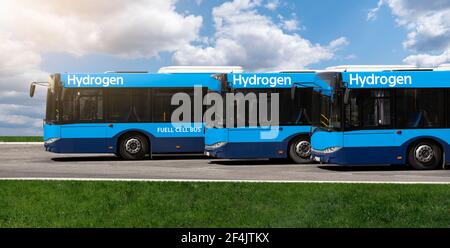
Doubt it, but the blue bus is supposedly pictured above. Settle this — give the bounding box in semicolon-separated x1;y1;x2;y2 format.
29;66;243;160
311;65;450;170
204;71;331;163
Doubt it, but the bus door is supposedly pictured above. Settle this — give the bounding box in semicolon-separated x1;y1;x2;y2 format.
60;88;109;152
342;89;396;163
105;88;151;137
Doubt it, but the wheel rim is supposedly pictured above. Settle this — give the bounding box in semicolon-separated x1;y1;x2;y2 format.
125;138;142;154
414;144;434;163
295;141;311;158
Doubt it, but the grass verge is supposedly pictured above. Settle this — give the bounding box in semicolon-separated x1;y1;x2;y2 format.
0;180;448;227
0;136;43;142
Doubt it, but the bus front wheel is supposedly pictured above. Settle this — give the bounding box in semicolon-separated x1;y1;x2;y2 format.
289;137;312;164
119;133;149;160
408;141;442;170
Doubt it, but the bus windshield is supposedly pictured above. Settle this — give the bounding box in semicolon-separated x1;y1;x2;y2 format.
45;86;59;124
315;72;342;131
320;91;342;131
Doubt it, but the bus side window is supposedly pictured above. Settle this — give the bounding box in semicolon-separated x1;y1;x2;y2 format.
76;89;104;122
61;88;74;122
131;89;151;122
345;91;361;129
152;88;194;123
106;89;131;122
396;89;445;128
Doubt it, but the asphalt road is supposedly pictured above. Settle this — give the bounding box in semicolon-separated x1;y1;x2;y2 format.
0;144;449;183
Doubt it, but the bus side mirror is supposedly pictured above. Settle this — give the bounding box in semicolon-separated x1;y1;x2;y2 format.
212;73;230;92
29;83;36;98
29;81;50;98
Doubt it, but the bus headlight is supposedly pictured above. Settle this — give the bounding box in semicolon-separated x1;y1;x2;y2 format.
322;146;342;154
206;142;227;150
44;138;60;145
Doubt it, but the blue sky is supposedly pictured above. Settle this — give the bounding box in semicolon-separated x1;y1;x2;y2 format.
40;0;408;73
1;0;450;135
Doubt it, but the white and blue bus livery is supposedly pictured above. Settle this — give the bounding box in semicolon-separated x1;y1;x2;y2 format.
311;65;450;170
30;66;243;160
204;71;332;163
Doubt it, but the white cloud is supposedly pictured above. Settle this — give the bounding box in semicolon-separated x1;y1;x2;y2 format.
0;0;204;135
0;91;21;98
0;0;203;58
369;0;450;66
265;0;280;10
173;0;348;71
0;35;47;95
0;35;46;135
403;51;450;67
0;104;44;131
367;0;384;21
0;127;42;136
0;113;42;127
344;54;357;60
282;19;300;31
328;37;349;50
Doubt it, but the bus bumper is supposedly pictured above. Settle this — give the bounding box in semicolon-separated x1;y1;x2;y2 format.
204;143;227;158
44;138;62;153
44;138;112;153
204;148;223;158
311;149;345;164
204;142;287;159
312;146;405;165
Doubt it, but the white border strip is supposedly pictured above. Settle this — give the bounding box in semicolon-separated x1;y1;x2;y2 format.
0;177;449;184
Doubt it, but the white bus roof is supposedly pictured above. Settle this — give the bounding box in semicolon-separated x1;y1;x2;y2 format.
158;66;244;74
276;70;316;73
325;65;422;72
327;64;450;72
435;64;450;71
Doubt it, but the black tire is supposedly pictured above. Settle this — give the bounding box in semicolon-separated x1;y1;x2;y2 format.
408;141;442;170
114;152;122;159
288;137;312;164
118;133;149;160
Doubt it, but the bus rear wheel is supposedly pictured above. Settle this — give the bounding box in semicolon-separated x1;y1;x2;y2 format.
119;133;149;160
408;141;442;170
289;137;312;164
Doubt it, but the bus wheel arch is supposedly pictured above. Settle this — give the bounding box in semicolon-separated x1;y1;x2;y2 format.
406;138;443;170
117;131;151;160
287;134;312;164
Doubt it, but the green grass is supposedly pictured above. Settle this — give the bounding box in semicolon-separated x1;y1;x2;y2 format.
0;181;449;227
0;136;43;142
